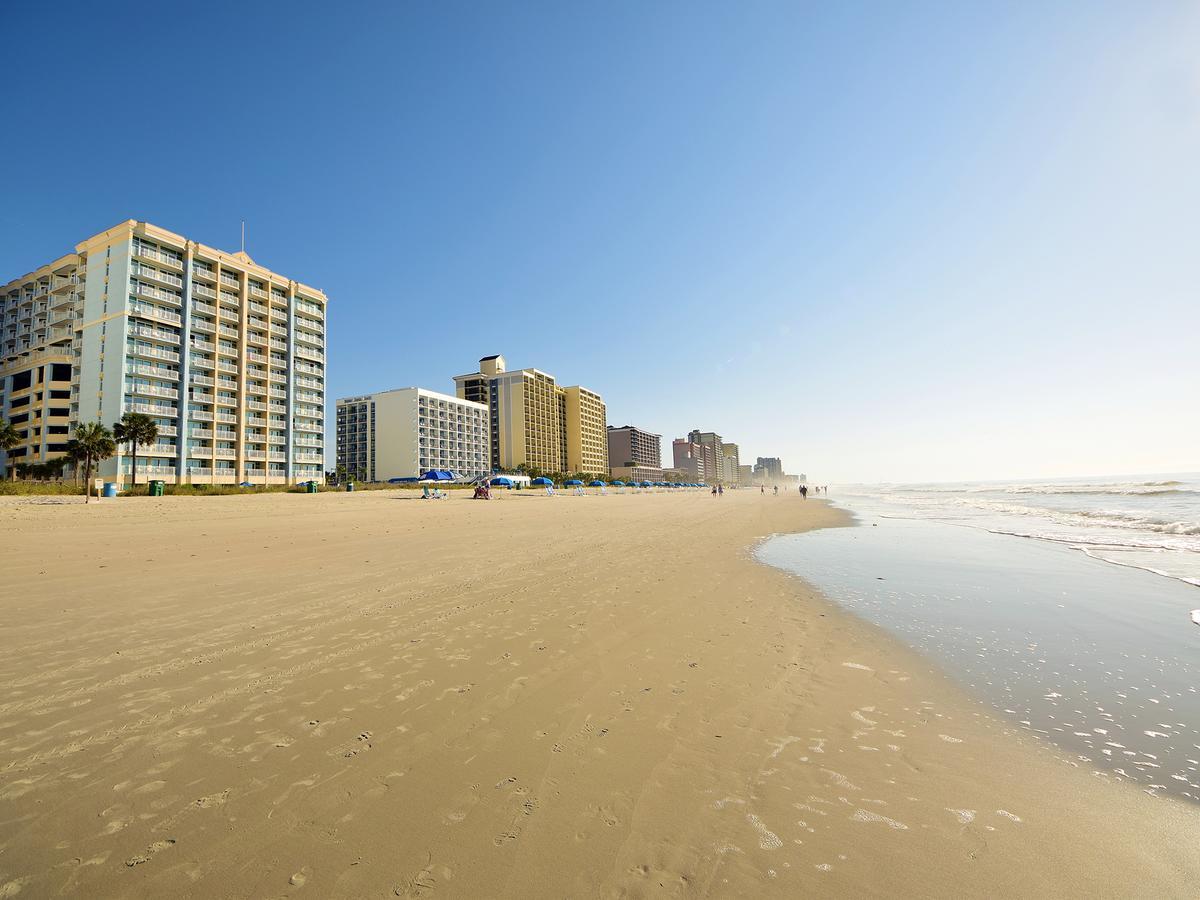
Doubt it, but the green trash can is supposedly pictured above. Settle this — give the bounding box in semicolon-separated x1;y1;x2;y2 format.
149;480;165;497
345;482;355;492
306;480;319;494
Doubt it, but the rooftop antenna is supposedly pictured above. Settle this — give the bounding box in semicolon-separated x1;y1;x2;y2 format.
240;220;246;254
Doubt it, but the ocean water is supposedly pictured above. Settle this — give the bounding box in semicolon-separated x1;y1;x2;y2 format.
839;474;1200;587
757;476;1200;804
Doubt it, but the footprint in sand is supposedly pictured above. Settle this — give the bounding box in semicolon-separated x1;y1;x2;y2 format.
125;838;176;867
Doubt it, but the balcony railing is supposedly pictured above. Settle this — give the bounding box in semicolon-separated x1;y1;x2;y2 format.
133;282;182;305
129;344;181;363
129;324;180;343
190;373;214;387
130;302;182;325
131;382;179;400
129;401;177;416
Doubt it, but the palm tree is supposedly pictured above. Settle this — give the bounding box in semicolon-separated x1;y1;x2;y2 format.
113;412;159;487
0;421;20;481
73;422;117;503
64;439;86;486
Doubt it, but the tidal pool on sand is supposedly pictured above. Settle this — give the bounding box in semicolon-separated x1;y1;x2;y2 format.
758;512;1200;803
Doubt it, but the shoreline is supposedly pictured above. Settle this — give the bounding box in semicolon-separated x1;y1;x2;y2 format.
1;492;1197;897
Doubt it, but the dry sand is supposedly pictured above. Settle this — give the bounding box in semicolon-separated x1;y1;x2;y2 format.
0;489;1197;898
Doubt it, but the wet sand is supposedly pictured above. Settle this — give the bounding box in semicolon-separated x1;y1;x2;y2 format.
0;490;1197;898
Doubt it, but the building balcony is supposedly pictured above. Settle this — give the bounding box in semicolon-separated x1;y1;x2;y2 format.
129;401;177;417
131;264;184;289
133;243;184;270
192;271;217;289
217;411;238;424
218;325;240;339
191;356;215;370
215;395;238;407
295;346;324;363
269;338;288;352
132;382;179;400
245;415;267;427
191;410;214;422
191;391;215;403
215;429;238;440
217;360;238;374
190;428;213;439
142;444;178;458
133;281;182;305
192;300;217;316
189;373;214;387
130;302;182;326
129;324;180;344
129;362;179;380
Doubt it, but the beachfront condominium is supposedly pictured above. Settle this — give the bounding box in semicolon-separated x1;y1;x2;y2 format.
335;387;488;482
755;456;784;482
0;220;327;484
671;438;708;482
682;429;735;484
453;354;607;475
564;386;608;475
721;442;740;486
607;424;663;484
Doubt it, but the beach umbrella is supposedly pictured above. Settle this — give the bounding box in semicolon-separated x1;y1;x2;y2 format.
531;476;553;486
564;479;583;486
589;480;606;487
640;481;652;487
490;476;513;486
611;480;625;486
419;469;455;482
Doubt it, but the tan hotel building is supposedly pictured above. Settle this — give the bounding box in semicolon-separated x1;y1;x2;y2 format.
453;354;607;475
0;220;327;484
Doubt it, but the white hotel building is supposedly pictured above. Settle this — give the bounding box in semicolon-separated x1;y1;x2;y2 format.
336;387;489;482
0;220;327;484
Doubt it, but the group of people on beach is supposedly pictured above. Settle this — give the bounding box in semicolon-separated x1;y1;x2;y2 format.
756;484;828;497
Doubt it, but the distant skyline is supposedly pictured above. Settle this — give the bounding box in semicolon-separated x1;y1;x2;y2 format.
2;1;1196;482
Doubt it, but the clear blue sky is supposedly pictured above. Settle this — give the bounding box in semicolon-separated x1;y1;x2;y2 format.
3;1;1196;482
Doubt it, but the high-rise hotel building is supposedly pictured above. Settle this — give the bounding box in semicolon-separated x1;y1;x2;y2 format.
335;387;489;482
0;220;327;484
452;354;607;476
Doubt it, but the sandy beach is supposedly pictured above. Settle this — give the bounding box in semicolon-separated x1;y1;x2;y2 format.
1;489;1197;898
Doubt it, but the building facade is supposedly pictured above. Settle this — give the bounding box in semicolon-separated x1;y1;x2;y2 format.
607;424;662;471
564;386;608;475
672;438;706;481
755;457;784;482
721;442;740;485
453;354;605;475
336;387;488;482
0;220;327;484
738;464;755;487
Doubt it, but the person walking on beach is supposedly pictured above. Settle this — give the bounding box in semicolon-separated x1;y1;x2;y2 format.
800;485;808;499
718;484;724;496
760;485;765;495
773;485;778;496
712;485;718;497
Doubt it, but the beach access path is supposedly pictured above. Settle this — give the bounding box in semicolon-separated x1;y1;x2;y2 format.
0;490;1196;898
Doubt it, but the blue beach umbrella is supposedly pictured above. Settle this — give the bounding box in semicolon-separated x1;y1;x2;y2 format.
611;480;625;486
531;476;553;486
640;481;652;487
589;480;606;487
419;469;455;482
490;477;513;486
564;479;584;486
